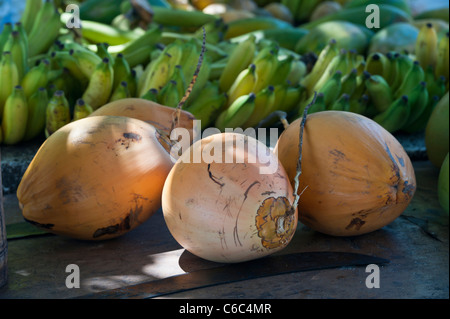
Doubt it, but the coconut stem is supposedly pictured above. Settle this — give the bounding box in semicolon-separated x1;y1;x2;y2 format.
287;91;317;215
255;110;289;130
170;27;206;133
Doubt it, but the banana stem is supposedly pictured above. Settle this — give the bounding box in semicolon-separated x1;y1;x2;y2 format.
255;111;289;130
287;91;317;216
171;27;206;133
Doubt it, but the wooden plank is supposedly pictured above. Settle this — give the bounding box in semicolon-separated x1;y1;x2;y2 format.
0;148;8;288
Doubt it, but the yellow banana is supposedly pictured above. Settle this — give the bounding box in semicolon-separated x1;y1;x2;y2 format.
311;48;347;95
227;63;256;107
243;85;276;128
373;95;410;133
185;81;227;130
138;51;172;97
415;23;438;71
365;73;393;113
81;58;114;110
51;51;89;86
252;46;279;93
23;87;48;141
435;31;449;81
215;93;256;131
45;90;71;138
109;81;130;102
70;48;103;79
71;98;93;122
2;31;28;81
1;85;28;145
112;53;131;91
0;51;20;116
21;59;51;99
28;0;61;57
219;34;256;93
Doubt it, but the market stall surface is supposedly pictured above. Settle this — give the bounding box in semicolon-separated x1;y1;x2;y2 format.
0;156;448;299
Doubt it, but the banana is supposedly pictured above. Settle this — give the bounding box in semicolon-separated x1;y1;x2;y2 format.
169;65;187;99
21;59;51;99
73;99;94;122
28;0;61;57
392;53;414;92
403;81;429;128
402;95;439;133
194;18;227;45
20;0;42;33
227;63;257;107
0;23;12;55
151;6;217;28
158;80;180;108
112;53;131;91
78;19;142;45
269;54;294;87
141;88;159;102
286;57;307;87
14;22;28;58
215;93;256;131
395;61;425;98
0;51;20;116
428;75;447;100
243;85;276;128
300;39;339;92
280;85;304;113
96;43;114;64
178;39;201;83
435;31;449;80
365;73;393;113
1;85;28;145
349;94;369;115
373;95;410;133
187;55;212;103
50;51;89;87
126;69;137;98
219;34;256;93
224;16;293;39
70;48;103;79
340;68;358;97
365;52;390;78
185;82;227;130
415;23;438;71
2;31;28;81
311;49;348;95
138;51;173;97
252;46;279;93
330;93;351;111
81;58;114;110
319;70;343;108
45;90;71;138
109;81;130;102
295;0;322;22
23;87;48;141
385;52;399;87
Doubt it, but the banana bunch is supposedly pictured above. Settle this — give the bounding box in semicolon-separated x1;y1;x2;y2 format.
281;0;325;24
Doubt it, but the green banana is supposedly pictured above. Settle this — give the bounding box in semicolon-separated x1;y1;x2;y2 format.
126;69;137;98
20;0;42;33
73;99;94;122
79;19;142;45
164;40;185;82
14;22;28;57
178;39;202;84
169;65;187;99
295;0;322;22
1;85;28;145
270;55;294;87
21;59;51;99
286;57;307;87
301;39;339;93
385;52;399;87
82;58;114;110
96;43;114;64
2;31;28;81
187;55;212;103
403;81;429;128
435;32;449;80
280;85;304;114
151;7;217;28
45;90;71;138
0;23;12;55
194;18;227;45
158;80;180;108
185;82;227;130
224;16;293;39
307;93;327;114
415;23;438;70
311;49;348;95
215;93;256;131
112;53;131;91
23;87;48;142
141;88;159;102
330;93;351;111
365;52;390;78
428;75;447;100
395;60;425;98
319;70;343;108
219;35;256;93
373;95;410;133
70;48;103;79
50;51;89;86
402;95;439;133
392;53;414;92
243;85;276;128
0;51;20;116
227;64;257;106
110;81;130;102
349;94;370;115
340;68;358;97
28;0;61;57
365;73;393;113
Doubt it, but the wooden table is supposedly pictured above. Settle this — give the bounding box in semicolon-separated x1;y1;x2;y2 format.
0;160;448;299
